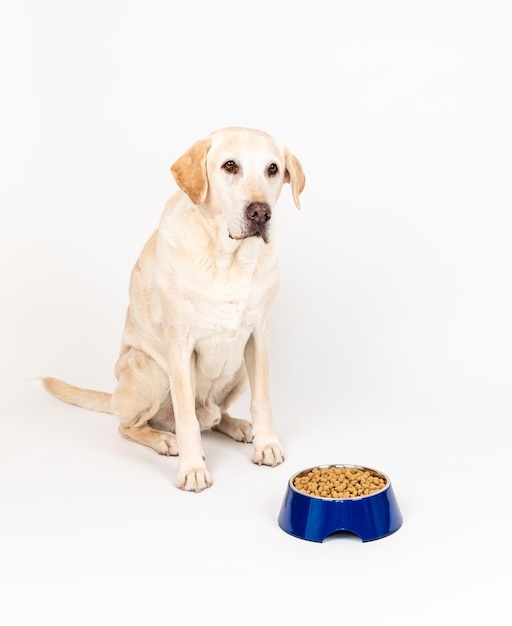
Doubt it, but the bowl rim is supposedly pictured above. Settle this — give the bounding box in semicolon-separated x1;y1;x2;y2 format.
288;463;391;501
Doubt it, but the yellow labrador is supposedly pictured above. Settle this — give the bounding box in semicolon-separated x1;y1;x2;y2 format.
42;126;305;492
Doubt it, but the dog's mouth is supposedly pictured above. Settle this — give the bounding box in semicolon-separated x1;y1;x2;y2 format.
250;229;270;244
228;202;272;244
229;227;270;244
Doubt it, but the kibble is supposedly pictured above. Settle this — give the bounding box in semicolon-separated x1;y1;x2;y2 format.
293;465;387;499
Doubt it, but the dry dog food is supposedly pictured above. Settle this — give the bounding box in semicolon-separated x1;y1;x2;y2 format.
293;465;387;499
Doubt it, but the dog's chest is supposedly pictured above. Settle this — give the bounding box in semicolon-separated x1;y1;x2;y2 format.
200;288;259;332
159;235;277;380
193;295;258;379
191;247;272;338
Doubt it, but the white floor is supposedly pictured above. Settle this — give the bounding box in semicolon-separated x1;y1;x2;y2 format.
2;2;511;624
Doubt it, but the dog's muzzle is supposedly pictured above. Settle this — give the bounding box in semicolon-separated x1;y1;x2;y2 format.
228;202;272;243
245;202;271;243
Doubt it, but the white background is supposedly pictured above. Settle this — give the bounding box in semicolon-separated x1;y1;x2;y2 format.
1;1;511;624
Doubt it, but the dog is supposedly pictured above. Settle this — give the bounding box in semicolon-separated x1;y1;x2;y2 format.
42;126;305;492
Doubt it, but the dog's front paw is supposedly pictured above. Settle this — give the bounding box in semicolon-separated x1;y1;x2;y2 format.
176;465;213;492
252;442;285;467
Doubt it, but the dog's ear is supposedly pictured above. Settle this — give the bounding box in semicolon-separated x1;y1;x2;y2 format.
170;138;212;205
284;149;306;209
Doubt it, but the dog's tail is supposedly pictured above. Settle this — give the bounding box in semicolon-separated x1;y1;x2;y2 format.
41;377;113;414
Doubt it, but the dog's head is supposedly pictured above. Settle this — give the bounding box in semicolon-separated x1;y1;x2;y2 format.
170;127;305;243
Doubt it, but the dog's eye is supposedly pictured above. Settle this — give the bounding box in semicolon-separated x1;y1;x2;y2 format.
222;160;239;174
268;163;279;177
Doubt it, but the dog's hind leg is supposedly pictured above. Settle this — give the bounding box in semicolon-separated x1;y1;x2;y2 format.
213;412;253;443
113;347;178;456
212;371;253;443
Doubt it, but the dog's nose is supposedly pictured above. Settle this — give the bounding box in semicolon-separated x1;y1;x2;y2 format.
246;202;271;223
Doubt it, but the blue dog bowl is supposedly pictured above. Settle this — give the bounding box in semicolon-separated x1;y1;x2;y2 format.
278;464;402;542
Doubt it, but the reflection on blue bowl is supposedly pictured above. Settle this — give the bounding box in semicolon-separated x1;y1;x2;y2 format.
278;464;402;543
